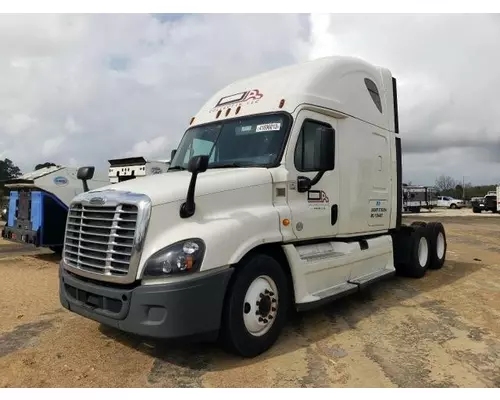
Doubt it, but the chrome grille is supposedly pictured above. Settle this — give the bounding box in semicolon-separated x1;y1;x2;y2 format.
63;203;138;276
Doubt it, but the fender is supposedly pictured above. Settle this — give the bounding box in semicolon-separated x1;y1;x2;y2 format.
136;182;285;279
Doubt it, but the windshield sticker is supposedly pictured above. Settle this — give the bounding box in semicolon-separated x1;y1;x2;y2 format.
241;126;253;132
256;123;281;132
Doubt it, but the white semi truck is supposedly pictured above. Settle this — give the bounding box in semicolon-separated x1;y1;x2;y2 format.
59;56;448;358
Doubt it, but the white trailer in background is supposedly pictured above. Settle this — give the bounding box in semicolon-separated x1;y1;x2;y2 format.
1;165;109;253
60;55;449;358
497;186;500;212
108;157;170;184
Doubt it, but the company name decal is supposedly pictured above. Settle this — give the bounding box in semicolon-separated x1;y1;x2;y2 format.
53;176;68;186
209;89;263;113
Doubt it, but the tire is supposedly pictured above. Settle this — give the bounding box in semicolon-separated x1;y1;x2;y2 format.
450;203;457;209
411;221;427;228
219;253;291;358
472;208;481;214
49;245;63;255
426;222;446;270
399;226;431;279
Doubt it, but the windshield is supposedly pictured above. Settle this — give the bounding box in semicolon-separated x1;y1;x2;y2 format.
169;113;291;170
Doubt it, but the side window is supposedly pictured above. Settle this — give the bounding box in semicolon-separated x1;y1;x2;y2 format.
364;78;383;113
294;119;335;172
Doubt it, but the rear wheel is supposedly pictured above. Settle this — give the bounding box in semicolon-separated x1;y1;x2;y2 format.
472;207;481;213
399;226;431;278
426;222;446;270
219;253;290;358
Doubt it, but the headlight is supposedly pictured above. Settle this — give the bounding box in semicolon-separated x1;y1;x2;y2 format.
142;238;206;277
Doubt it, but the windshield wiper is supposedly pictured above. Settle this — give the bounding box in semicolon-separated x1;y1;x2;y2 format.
209;162;251;169
168;166;186;171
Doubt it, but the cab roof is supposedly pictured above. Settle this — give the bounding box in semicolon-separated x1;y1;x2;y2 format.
191;55;396;132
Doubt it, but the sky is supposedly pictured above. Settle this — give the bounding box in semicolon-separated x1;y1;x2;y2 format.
0;13;499;186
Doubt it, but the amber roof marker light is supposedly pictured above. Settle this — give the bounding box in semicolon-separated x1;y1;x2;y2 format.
279;99;285;108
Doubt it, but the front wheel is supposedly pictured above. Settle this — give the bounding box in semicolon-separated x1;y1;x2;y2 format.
219;253;290;358
450;203;457;209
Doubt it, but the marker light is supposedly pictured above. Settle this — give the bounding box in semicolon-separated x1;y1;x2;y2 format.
225;108;231;117
190;117;195;125
282;218;290;226
279;99;285;108
216;110;221;118
236;106;241;115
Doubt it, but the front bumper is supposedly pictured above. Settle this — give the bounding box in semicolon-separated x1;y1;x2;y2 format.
59;263;234;340
1;226;39;246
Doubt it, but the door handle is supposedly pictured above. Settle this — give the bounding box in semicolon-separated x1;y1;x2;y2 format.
331;204;338;226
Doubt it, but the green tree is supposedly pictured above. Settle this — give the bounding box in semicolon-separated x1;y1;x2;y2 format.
34;162;58;170
0;158;22;199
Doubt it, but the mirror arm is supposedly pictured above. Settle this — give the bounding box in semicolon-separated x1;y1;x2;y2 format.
310;170;326;187
82;180;89;193
180;173;198;219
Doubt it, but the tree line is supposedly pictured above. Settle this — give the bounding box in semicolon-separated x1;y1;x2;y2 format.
0;159;59;203
433;174;497;200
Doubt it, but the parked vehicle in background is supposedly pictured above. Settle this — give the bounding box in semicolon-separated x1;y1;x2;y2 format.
1;165;109;253
437;196;464;209
1;206;7;221
108;157;170;184
497;186;500;212
471;192;498;213
402;184;438;213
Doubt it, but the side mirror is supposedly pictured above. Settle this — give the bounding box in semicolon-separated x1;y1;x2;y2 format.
170;149;177;161
187;155;209;174
77;166;95;181
297;177;312;193
77;166;95;193
180;155;209;218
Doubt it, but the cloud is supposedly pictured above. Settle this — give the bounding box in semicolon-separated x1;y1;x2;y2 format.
309;13;500;185
1;13;499;186
1;13;308;173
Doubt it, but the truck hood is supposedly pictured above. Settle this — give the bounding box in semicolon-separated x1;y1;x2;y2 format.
86;168;274;206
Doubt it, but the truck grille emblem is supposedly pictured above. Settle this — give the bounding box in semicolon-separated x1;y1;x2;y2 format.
89;197;106;205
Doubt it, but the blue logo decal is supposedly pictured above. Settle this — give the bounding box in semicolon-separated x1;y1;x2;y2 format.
53;176;69;186
376;200;381;206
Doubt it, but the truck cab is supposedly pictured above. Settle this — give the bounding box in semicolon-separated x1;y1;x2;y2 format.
59;56;448;358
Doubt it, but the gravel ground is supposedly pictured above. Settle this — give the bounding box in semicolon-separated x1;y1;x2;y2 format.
1;213;500;388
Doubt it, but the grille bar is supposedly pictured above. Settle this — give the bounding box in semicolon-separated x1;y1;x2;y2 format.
63;202;138;277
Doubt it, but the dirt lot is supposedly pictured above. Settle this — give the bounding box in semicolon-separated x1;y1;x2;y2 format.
1;212;500;388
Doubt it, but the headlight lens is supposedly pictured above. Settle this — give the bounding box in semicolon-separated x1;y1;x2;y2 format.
142;238;205;277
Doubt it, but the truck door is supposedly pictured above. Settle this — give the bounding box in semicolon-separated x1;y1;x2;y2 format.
285;110;339;240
